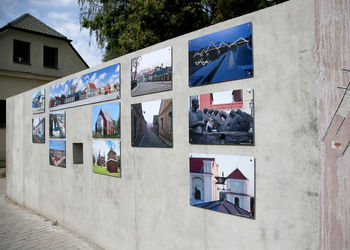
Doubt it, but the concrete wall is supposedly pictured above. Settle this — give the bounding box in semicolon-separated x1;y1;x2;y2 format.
315;1;350;249
6;0;320;249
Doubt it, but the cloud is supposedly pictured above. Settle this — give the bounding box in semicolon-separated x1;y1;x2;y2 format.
92;140;120;160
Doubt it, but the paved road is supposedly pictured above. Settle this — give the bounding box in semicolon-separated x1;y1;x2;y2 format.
131;81;171;96
0;174;101;250
138;128;170;147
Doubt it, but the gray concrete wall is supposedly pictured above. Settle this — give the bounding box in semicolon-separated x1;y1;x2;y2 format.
6;0;319;249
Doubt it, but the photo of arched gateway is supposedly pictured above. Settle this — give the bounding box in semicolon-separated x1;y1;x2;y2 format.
131;99;173;147
189;154;255;219
92;140;121;178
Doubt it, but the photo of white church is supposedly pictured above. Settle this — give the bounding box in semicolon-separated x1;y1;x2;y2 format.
189;154;255;219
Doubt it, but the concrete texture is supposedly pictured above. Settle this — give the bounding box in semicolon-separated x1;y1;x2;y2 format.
5;0;323;249
315;1;350;249
0;176;100;250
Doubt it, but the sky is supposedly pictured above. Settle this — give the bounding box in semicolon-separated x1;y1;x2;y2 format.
32;117;44;127
49;63;120;98
188;22;252;52
0;0;104;67
190;153;255;196
92;140;120;160
141;100;161;124
135;46;172;72
49;140;65;151
92;101;120;131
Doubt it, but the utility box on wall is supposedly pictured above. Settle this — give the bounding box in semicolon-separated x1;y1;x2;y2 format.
6;0;349;249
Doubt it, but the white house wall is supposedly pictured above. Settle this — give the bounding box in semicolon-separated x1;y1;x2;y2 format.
6;0;319;249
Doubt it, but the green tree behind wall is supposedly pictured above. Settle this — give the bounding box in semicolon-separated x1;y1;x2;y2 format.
79;0;288;61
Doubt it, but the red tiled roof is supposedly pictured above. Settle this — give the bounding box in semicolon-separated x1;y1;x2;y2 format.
189;157;215;173
54;157;61;162
227;168;248;180
89;83;96;89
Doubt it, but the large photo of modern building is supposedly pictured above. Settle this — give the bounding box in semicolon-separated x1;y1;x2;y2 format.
189;154;255;219
188;22;253;87
92;140;121;178
49;63;121;110
189;89;254;145
49;140;66;168
131;47;172;96
92;101;120;138
131;99;173;147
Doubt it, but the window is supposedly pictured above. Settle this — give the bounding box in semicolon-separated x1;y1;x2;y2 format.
232;89;243;102
73;143;83;164
44;46;58;68
13;40;30;64
168;112;172;132
234;197;240;207
161;118;164;131
0;100;5;128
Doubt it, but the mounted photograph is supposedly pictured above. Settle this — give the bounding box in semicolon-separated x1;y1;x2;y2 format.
189;154;255;219
32;89;45;114
92;140;121;178
49;140;66;168
49;63;121;110
32;117;45;143
131;47;172;96
189;89;254;145
92;101;120;138
188;22;253;87
49;111;66;138
131;99;173;147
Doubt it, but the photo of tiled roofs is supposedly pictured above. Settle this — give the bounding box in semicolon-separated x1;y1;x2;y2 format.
49;63;120;110
49;140;66;168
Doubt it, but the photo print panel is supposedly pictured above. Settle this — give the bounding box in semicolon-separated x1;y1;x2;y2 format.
49;140;66;168
131;99;173;147
188;22;253;87
92;140;121;178
32;89;45;114
49;111;66;138
189;88;254;145
32;117;45;143
131;47;172;96
92;101;120;139
49;63;120;111
189;154;255;219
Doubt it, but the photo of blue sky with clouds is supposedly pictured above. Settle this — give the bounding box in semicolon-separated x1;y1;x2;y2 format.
49;63;120;98
0;0;103;67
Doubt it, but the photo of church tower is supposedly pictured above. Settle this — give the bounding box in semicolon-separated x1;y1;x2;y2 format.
189;154;255;219
92;101;120;138
92;140;121;178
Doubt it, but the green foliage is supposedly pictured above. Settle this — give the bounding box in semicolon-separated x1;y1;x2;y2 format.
1;171;6;178
93;165;121;177
0;161;5;168
79;0;287;61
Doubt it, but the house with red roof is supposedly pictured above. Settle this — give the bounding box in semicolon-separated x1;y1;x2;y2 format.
87;82;97;97
225;168;251;213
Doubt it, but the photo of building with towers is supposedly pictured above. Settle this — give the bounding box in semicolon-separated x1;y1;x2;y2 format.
92;101;120;138
92;140;121;178
189;154;255;219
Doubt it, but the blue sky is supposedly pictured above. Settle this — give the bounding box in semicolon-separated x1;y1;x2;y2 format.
92;140;120;159
0;0;103;67
49;63;120;98
92;101;120;130
49;140;65;151
188;22;252;51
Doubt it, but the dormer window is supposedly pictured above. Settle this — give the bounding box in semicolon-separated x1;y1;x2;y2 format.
44;46;58;68
13;39;30;64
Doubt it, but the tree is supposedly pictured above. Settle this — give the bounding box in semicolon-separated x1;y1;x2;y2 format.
79;0;287;61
